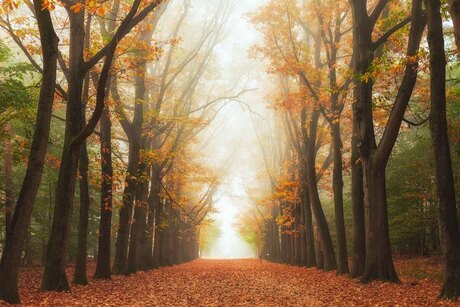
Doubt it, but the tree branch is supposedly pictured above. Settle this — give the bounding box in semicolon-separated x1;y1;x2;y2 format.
372;15;412;51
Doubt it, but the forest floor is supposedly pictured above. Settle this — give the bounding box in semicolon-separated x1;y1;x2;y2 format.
3;258;459;306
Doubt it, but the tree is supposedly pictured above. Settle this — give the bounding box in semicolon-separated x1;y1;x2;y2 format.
0;0;59;302
349;0;425;282
251;0;340;270
73;13;93;286
449;0;460;52
93;108;113;279
312;0;352;274
425;0;460;299
0;42;35;241
41;0;166;291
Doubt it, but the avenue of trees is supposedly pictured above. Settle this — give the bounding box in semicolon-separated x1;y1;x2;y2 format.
1;0;460;304
236;0;460;301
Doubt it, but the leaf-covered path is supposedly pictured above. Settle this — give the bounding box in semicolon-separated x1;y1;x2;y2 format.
6;259;459;306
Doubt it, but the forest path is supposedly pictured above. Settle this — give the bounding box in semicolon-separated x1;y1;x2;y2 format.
8;259;455;306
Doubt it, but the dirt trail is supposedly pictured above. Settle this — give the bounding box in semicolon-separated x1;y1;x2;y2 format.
4;259;458;306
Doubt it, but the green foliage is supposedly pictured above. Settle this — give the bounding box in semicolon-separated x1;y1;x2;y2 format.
0;41;37;132
386;128;439;254
200;219;222;254
237;225;259;249
236;217;264;251
0;41;10;63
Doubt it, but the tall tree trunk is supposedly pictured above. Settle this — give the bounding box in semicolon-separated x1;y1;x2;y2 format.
145;174;160;269
350;0;424;283
350;119;365;277
73;137;90;285
302;171;316;267
4;122;14;240
93;1;116;279
193;231;200;259
126;65;147;274
294;203;301;266
73;14;92;286
160;204;173;266
449;0;460;52
332;122;348;274
361;165;398;282
127;163;148;274
286;231;292;264
171;220;179;264
350;1;381;281
174;221;183;264
0;1;58;302
41;10;85;292
113;142;140;275
135;170;150;270
425;0;460;299
152;198;163;268
306;110;336;271
280;202;289;263
315;232;324;270
159;212;170;266
94;108;113;279
299;197;307;266
112;55;146;274
269;206;281;262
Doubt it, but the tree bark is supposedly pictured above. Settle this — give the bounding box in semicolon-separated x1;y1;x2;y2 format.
0;1;58;302
299;196;307;266
269;207;281;262
425;0;460;300
317;4;350;274
449;0;460;52
136;170;150;270
306;110;337;271
294;203;302;266
173;221;183;264
94;108;113;279
301;170;316;267
315;233;324;270
361;165;398;282
145;175;160;268
332;122;348;274
171;219;179;264
350;120;365;278
4;122;14;240
112;57;145;275
127;162;148;273
112;142;140;275
160;204;174;266
152;198;163;268
73;136;90;285
126;62;148;273
73;14;92;286
93;2;116;279
350;0;425;283
41;9;85;292
280;202;290;264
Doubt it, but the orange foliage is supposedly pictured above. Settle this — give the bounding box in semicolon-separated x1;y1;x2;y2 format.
3;259;457;306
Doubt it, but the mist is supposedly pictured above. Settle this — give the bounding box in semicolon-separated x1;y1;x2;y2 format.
178;0;269;258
